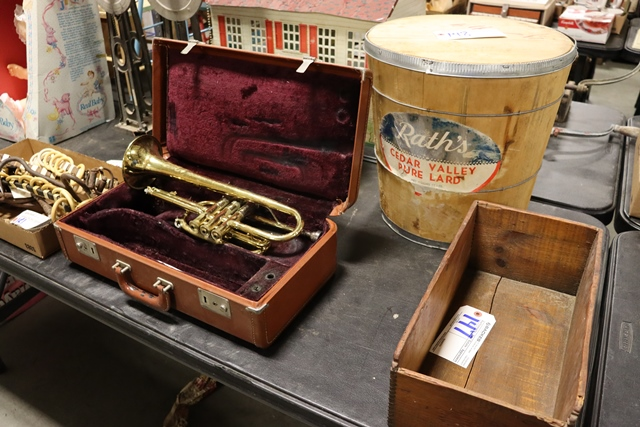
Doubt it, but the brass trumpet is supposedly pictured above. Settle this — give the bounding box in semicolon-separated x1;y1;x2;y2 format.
122;135;308;254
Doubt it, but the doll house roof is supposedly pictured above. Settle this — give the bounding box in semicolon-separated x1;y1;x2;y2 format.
203;0;401;22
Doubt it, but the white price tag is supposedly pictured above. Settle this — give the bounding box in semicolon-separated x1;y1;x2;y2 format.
10;186;31;199
11;210;51;230
435;28;506;40
429;305;495;368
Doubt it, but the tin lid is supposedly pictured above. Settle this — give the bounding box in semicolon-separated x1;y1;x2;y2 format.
96;0;131;15
364;15;577;78
148;0;201;21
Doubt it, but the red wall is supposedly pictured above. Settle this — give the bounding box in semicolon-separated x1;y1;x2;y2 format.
0;1;28;100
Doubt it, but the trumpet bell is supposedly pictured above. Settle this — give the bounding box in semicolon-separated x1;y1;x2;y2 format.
122;135;165;190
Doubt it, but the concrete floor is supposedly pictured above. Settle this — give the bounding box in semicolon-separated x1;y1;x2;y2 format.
0;58;639;427
0;294;307;427
588;59;640;120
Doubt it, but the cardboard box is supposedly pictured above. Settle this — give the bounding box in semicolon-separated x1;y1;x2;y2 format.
558;6;615;44
467;0;556;26
0;1;116;144
427;0;468;14
611;2;629;35
390;201;604;427
0;138;122;258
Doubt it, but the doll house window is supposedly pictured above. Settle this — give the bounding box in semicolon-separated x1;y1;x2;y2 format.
250;20;267;53
225;16;243;49
347;31;366;68
282;23;300;52
317;27;336;63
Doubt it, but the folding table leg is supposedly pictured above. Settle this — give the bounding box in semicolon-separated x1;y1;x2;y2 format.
0;271;7;374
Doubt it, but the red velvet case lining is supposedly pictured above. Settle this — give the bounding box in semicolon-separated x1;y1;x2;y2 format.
164;48;361;200
60;45;364;301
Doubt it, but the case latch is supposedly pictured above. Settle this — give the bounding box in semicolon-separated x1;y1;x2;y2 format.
74;235;100;260
197;288;231;318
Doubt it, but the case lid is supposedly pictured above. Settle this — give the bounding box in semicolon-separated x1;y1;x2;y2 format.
152;38;371;216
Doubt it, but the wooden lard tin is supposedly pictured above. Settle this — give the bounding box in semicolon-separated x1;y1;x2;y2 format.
365;15;576;245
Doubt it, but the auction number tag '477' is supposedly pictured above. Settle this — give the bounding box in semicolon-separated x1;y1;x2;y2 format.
429;305;496;368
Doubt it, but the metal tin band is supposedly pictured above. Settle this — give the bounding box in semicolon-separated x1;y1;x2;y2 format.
381;213;450;250
364;37;577;78
372;85;564;117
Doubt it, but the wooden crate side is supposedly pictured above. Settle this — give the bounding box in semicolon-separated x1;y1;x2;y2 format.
553;230;603;423
470;202;598;294
394;205;477;370
390;368;564;427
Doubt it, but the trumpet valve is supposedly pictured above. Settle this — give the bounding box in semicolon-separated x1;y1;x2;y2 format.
209;201;245;243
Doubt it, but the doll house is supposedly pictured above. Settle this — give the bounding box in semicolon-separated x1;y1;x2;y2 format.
202;0;428;68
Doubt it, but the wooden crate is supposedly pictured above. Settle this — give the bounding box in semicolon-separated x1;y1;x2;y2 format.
390;201;604;427
467;0;556;26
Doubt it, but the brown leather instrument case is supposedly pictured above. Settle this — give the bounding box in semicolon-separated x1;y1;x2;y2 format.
54;38;372;348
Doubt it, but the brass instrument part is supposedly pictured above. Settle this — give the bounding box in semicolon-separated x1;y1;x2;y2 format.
122;135;309;254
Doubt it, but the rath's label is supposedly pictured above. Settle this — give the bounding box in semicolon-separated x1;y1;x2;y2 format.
377;113;502;193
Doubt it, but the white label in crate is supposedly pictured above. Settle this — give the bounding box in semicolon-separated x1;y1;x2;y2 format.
429;305;495;368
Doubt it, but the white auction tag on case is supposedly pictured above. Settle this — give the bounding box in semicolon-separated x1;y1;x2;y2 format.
11;210;51;230
10;186;31;199
429;305;496;368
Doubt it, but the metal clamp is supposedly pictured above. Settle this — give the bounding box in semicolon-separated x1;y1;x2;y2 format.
181;40;199;55
111;260;131;273
153;278;174;293
296;56;316;74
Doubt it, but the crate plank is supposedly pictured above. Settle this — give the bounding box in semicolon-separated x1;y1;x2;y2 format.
467;279;574;416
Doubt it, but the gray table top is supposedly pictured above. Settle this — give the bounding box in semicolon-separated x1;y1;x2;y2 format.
0;117;609;427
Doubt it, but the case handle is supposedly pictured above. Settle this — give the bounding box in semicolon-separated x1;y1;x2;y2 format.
112;260;173;312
